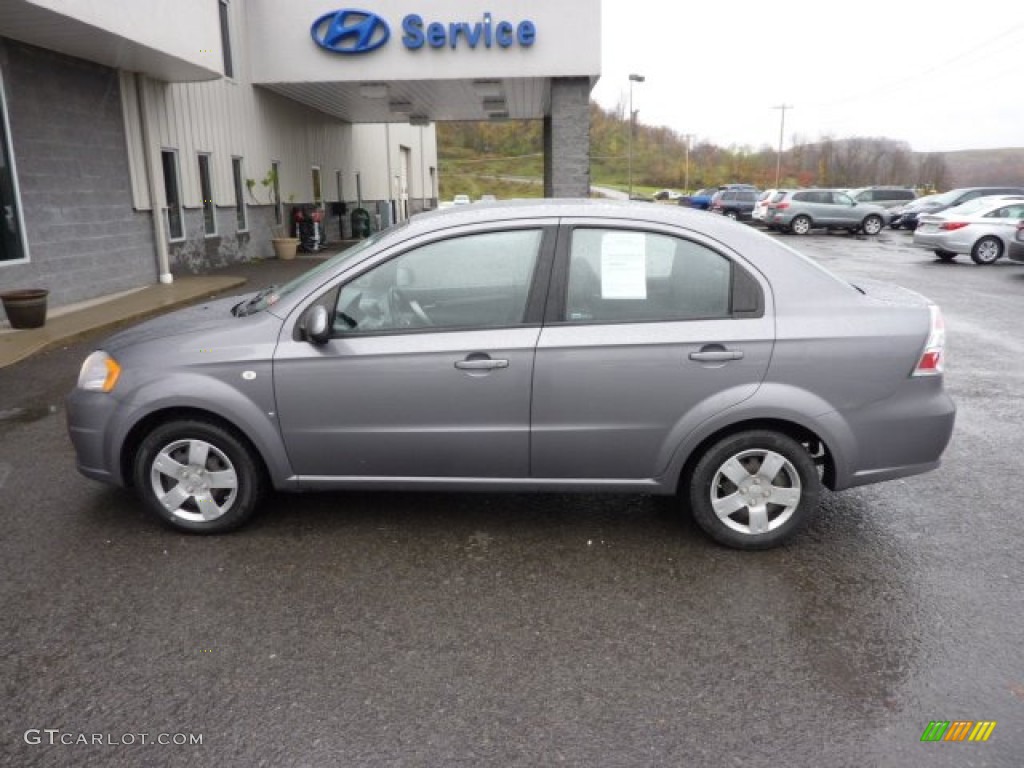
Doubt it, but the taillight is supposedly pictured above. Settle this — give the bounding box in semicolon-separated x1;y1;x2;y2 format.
775;202;790;210
939;222;969;231
912;305;945;377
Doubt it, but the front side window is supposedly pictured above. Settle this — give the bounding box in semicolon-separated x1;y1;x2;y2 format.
333;229;542;334
565;229;732;323
198;153;216;236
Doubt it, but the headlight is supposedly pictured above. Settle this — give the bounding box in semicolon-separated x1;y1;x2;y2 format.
77;351;121;392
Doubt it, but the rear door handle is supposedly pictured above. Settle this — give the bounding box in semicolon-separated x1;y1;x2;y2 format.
689;348;744;362
455;357;509;370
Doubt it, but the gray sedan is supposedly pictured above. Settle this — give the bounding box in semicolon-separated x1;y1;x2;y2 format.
66;200;955;549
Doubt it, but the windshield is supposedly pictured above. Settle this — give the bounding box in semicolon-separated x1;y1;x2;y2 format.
237;226;397;315
929;189;965;206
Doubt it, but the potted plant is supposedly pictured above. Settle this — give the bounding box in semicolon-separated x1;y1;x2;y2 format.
1;288;49;329
247;167;299;260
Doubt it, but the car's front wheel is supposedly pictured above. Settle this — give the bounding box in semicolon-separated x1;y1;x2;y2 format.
688;430;821;550
133;420;265;533
861;215;883;235
790;215;812;235
971;236;1003;265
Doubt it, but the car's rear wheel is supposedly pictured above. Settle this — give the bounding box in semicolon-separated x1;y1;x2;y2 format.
861;215;883;235
688;430;820;550
790;215;812;235
934;250;957;262
133;420;265;533
970;236;1003;265
724;210;739;220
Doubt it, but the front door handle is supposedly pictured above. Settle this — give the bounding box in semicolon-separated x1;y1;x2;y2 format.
689;347;744;362
455;357;509;370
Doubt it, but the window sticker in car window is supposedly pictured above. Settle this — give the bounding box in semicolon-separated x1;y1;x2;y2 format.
600;232;647;299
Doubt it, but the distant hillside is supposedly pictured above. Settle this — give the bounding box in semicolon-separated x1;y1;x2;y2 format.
937;148;1024;187
437;105;1024;196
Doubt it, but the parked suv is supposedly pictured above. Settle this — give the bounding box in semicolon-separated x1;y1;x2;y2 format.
710;187;759;220
847;187;917;209
766;189;888;235
890;186;1024;230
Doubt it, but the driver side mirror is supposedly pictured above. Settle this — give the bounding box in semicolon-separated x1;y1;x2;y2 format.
304;304;331;345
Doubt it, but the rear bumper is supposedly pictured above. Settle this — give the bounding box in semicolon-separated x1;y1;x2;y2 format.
821;378;956;491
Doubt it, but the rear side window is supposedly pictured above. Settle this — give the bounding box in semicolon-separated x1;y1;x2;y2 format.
565;229;732;323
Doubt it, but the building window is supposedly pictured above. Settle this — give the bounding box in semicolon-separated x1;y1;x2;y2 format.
161;149;184;241
311;166;323;208
271;161;282;224
232;157;247;231
219;0;234;79
198;153;216;236
0;72;27;263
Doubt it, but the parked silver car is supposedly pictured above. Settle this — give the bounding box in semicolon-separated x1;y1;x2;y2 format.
766;189;889;235
913;196;1024;263
66;201;955;550
846;186;917;209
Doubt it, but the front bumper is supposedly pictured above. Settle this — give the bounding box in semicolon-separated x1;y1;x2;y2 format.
65;389;123;486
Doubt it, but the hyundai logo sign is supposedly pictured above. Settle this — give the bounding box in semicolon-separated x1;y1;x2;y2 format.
312;10;536;55
310;9;390;55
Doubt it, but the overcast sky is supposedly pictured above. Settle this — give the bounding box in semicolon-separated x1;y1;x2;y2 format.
591;0;1024;153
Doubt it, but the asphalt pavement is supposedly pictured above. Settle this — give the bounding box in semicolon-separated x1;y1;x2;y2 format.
0;226;1021;767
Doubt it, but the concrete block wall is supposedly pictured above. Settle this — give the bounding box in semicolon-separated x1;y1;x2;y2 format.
0;39;156;318
546;78;592;199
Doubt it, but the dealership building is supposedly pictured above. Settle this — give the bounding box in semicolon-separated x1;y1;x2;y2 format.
0;0;601;317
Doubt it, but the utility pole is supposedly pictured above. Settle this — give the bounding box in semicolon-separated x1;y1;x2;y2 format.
627;74;644;199
772;104;793;188
683;133;694;192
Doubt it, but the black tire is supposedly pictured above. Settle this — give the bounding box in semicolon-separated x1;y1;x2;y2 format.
934;250;957;262
790;215;812;235
861;215;883;235
688;430;821;550
133;419;265;533
724;210;739;220
970;236;1003;265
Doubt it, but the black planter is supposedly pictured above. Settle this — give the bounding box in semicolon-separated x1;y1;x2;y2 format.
1;289;49;329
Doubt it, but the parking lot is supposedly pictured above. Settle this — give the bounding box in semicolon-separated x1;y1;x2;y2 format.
1;226;1022;767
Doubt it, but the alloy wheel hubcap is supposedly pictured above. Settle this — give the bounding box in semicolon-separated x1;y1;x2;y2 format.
150;439;238;522
709;449;802;536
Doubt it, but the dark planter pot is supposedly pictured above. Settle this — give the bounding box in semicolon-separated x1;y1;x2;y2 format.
1;289;49;329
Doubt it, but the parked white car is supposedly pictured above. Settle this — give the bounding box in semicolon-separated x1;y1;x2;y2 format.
913;196;1024;264
751;189;777;222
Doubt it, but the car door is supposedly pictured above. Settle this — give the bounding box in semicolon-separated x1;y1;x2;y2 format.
273;225;554;480
829;191;860;226
530;222;774;480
